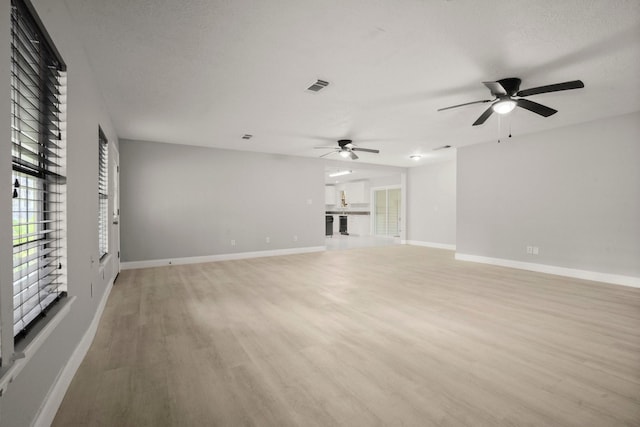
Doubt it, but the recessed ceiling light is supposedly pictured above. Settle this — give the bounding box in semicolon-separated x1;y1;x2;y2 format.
410;154;422;160
242;134;253;140
329;170;353;178
433;145;452;151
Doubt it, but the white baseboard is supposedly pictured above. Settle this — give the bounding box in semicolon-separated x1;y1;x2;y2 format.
121;246;327;270
455;253;640;288
33;278;114;427
406;240;456;251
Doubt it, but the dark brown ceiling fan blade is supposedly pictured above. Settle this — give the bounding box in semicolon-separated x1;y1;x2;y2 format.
516;98;557;117
437;99;492;111
483;81;507;96
352;147;379;154
349;151;359;160
516;80;584;97
472;105;495;126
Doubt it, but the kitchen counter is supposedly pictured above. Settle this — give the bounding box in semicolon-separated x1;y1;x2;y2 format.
326;211;370;215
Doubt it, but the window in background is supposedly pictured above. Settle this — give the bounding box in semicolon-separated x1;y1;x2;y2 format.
98;128;108;259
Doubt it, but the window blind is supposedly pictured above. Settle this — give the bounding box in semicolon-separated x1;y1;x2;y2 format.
11;0;67;338
98;129;108;259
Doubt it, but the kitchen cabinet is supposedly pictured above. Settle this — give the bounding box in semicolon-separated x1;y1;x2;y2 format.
344;181;369;204
347;215;370;236
325;185;336;205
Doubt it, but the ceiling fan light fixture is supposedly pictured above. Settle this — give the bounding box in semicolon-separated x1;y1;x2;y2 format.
339;150;351;158
492;99;517;115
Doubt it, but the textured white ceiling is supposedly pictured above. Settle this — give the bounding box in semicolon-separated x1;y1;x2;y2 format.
64;0;640;167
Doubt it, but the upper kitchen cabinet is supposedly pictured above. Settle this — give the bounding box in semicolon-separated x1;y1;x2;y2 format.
345;181;369;204
325;185;336;205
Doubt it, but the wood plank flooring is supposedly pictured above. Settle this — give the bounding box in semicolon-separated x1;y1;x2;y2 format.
53;246;640;426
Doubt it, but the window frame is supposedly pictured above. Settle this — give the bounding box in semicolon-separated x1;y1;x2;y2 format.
2;0;67;371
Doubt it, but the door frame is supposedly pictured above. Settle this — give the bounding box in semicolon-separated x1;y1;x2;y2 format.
110;141;120;274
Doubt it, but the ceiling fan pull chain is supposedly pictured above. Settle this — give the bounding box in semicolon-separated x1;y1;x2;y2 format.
497;114;501;143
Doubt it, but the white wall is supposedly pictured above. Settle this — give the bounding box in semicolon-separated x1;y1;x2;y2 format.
406;159;457;248
457;112;640;280
0;1;120;425
119;139;326;263
369;174;401;188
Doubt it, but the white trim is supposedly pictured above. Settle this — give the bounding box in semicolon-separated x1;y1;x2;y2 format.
0;297;75;398
455;253;640;288
121;246;327;270
32;279;114;427
406;240;456;251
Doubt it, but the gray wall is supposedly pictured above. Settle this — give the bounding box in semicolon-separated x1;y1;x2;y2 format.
120;140;326;262
406;159;457;246
457;112;640;277
0;0;120;425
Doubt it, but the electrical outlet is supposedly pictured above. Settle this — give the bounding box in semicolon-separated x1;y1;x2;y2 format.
231;239;236;246
266;237;270;243
533;246;539;255
526;246;533;254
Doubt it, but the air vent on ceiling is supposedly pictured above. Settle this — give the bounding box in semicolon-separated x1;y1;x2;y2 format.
242;134;253;140
307;79;330;92
433;145;452;151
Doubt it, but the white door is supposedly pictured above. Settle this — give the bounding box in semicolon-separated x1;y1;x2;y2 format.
110;143;120;274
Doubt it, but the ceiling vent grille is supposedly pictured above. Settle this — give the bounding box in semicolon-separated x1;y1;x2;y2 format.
307;79;330;92
242;134;253;140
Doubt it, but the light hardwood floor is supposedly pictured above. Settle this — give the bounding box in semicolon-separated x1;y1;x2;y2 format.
53;246;640;426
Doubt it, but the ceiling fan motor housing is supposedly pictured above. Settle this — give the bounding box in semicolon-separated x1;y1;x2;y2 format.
496;78;521;96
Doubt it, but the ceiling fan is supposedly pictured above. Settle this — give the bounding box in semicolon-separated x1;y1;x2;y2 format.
438;78;584;126
315;139;380;160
